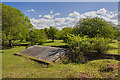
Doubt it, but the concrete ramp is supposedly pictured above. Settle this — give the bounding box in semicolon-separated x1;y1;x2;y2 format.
15;45;66;64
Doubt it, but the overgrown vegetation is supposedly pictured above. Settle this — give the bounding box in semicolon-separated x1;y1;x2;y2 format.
61;35;113;63
60;17;120;63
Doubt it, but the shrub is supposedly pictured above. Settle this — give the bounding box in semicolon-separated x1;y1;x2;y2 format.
65;35;92;63
64;34;111;63
91;37;111;54
66;34;93;53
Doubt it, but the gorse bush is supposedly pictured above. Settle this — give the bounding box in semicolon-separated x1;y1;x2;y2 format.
64;34;111;63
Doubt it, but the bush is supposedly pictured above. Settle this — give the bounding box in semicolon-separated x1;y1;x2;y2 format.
64;34;111;63
65;34;92;63
91;37;111;54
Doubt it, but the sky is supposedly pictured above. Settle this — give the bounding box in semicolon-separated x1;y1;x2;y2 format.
2;0;120;2
3;2;118;30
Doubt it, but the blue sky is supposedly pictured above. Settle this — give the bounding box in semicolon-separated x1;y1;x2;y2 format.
3;2;118;19
2;0;120;2
3;2;118;29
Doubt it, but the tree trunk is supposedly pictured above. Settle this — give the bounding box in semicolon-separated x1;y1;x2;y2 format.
52;38;54;42
9;40;12;47
2;40;4;44
31;42;33;45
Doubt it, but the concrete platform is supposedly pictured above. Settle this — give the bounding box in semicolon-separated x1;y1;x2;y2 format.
15;45;66;64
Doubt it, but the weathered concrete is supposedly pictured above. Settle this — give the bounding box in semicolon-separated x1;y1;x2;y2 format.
16;45;66;63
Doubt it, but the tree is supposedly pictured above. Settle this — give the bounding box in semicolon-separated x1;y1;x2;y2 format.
27;29;47;45
44;27;50;39
59;27;73;42
73;17;118;39
114;25;120;39
49;26;59;42
2;4;33;47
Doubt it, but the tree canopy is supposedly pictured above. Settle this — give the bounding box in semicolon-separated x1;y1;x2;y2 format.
73;17;118;39
59;27;73;42
2;4;33;46
49;26;59;42
27;29;47;45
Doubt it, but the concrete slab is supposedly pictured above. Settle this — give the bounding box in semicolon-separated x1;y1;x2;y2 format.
15;45;66;64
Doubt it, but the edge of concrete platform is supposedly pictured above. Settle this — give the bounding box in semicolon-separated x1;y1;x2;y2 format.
14;53;52;65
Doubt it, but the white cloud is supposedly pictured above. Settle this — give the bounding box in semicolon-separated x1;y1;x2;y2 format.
31;9;35;12
69;11;80;17
81;11;97;18
31;8;118;30
38;15;42;17
44;15;54;19
43;12;60;19
27;9;35;12
97;8;107;15
54;13;61;16
50;10;54;14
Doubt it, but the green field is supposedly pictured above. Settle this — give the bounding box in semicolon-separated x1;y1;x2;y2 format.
2;40;120;78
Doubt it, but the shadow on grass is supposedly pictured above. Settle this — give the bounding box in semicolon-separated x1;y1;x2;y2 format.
45;41;54;43
2;45;13;50
63;49;120;64
51;45;69;49
2;43;30;50
84;52;120;61
13;43;30;46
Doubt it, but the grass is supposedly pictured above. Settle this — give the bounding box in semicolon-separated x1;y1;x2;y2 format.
2;40;120;78
107;40;119;55
42;40;68;48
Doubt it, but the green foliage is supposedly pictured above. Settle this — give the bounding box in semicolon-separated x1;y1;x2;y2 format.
49;26;59;41
44;27;50;39
59;27;73;42
65;34;112;63
65;35;91;63
73;17;118;39
116;30;120;39
66;34;92;53
27;29;47;45
91;37;112;53
2;4;33;46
